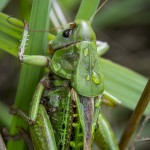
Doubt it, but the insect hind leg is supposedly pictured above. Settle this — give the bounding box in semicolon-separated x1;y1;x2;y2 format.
9;107;34;125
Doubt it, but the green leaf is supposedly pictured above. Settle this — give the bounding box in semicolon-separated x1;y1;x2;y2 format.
7;0;52;149
101;58;149;114
94;0;150;28
75;0;100;21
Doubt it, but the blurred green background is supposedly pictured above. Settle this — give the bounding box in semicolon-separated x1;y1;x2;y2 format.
0;0;150;149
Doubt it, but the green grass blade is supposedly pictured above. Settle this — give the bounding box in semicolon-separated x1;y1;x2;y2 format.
100;58;149;114
18;0;31;20
75;0;100;20
0;12;55;57
7;0;52;149
0;101;12;128
0;0;10;11
0;13;23;57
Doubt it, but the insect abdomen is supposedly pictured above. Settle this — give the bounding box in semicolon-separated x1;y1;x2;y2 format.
42;82;83;150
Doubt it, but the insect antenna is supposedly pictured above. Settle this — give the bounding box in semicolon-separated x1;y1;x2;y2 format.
90;0;108;23
28;25;65;33
28;22;75;33
7;17;62;32
7;16;75;33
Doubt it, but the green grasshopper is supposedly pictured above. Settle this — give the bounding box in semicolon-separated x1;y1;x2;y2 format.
11;18;120;150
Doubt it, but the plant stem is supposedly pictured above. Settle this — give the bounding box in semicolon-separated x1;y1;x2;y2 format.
7;0;51;149
119;79;150;150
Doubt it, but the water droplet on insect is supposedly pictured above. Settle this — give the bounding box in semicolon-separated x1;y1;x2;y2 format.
55;63;61;71
84;48;88;56
92;71;101;84
86;75;90;81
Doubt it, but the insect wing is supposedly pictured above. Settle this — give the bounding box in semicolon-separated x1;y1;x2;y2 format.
72;41;104;97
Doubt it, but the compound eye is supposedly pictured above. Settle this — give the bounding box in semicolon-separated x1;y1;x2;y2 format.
62;29;73;38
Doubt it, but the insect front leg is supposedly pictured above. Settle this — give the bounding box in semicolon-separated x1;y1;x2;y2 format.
19;55;50;67
18;21;51;67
